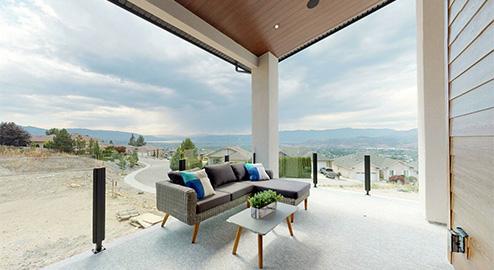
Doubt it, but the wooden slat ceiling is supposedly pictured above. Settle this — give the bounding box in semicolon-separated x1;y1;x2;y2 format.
175;0;389;59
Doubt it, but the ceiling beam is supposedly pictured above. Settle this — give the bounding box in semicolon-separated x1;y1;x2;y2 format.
127;0;258;69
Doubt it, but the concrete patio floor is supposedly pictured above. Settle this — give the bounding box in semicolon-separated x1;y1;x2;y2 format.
46;187;453;270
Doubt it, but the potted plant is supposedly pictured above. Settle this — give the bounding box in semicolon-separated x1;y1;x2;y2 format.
248;190;284;219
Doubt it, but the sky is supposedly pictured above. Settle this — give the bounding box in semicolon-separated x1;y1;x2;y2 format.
0;0;417;136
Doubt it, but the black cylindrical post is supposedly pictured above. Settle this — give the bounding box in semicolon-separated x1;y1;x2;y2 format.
253;153;256;163
224;155;230;162
364;155;371;195
179;159;186;171
93;167;106;253
312;153;318;188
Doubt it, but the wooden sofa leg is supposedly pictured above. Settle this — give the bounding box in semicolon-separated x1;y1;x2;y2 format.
161;213;170;228
290;213;294;223
192;223;200;244
304;198;308;210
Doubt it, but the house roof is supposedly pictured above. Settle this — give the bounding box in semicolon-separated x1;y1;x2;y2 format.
31;135;54;143
206;146;252;161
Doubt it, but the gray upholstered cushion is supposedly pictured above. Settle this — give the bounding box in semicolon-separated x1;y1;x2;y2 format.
253;179;310;199
215;181;254;200
168;171;185;186
196;191;230;213
205;163;237;187
231;163;248;180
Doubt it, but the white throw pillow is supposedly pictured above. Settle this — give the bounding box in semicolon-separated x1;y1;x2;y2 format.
253;163;270;180
195;169;215;197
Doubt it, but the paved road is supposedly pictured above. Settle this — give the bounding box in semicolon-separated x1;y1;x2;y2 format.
135;158;170;188
124;157;170;193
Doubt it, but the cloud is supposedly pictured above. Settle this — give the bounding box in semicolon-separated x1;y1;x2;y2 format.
279;0;417;131
0;0;417;135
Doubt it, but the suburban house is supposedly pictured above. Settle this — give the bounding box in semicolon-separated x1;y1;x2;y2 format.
205;146;252;164
30;135;55;148
332;153;418;182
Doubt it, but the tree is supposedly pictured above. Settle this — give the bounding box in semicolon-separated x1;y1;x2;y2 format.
88;139;102;159
136;135;146;146
128;134;136;146
50;128;74;153
45;128;59;135
0;122;31;146
127;151;139;168
117;154;127;170
170;138;202;170
74;135;87;155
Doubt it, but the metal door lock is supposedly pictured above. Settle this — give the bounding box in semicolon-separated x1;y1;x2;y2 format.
449;227;470;258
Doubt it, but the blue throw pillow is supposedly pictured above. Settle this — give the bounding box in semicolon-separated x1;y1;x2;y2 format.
180;171;205;199
244;163;260;181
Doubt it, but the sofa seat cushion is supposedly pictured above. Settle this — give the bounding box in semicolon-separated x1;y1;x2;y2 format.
215;181;255;200
253;179;310;200
196;191;230;214
205;163;237;187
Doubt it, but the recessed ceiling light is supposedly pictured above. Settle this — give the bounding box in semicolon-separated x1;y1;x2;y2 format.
273;24;279;29
307;0;319;9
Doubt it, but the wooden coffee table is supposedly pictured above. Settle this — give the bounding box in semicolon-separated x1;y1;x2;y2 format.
226;203;297;269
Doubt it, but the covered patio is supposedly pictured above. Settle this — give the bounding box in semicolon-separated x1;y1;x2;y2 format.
47;187;452;270
41;0;493;269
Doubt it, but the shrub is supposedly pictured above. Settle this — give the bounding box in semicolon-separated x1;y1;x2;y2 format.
114;146;126;154
101;146;117;161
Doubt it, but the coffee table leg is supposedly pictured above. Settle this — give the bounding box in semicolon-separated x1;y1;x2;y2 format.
232;226;242;255
258;234;263;269
286;217;294;236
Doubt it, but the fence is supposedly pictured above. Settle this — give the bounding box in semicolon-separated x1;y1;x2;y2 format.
279;156;312;178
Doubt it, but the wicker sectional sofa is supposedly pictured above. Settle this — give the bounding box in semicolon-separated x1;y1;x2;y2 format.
156;163;311;243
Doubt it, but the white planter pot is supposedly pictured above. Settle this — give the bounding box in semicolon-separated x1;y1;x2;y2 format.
251;202;277;219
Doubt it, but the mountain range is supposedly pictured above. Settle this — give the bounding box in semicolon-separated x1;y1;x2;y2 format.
22;126;417;148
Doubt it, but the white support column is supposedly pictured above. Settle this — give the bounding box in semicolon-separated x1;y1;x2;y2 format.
251;52;279;178
416;0;448;224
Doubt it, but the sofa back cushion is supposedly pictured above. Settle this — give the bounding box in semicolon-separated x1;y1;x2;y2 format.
244;163;270;181
231;163;248;180
205;163;237;187
168;171;185;186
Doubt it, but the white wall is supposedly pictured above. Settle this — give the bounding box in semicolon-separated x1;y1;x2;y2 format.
416;0;449;224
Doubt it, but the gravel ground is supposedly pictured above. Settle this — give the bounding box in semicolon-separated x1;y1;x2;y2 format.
0;152;160;270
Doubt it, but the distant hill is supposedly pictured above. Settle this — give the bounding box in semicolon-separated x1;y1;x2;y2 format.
185;128;417;148
22;126;417;148
22;126;143;144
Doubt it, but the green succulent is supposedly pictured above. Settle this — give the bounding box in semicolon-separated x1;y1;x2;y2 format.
248;190;283;209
